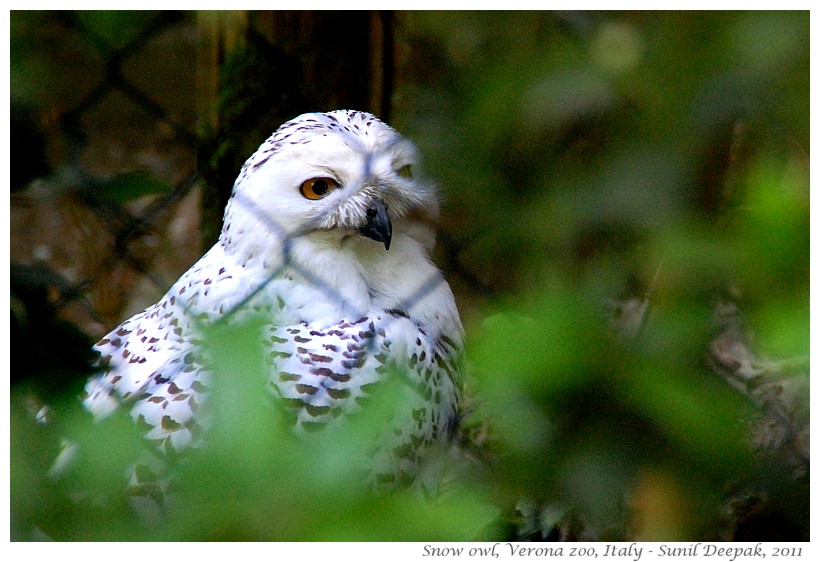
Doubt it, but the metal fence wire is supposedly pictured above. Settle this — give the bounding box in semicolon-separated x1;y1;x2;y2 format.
11;11;420;354
12;12;201;346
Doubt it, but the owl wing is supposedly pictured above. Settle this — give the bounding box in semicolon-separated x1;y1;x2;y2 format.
267;309;463;487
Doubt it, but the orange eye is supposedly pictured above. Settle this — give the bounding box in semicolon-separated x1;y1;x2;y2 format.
300;177;339;200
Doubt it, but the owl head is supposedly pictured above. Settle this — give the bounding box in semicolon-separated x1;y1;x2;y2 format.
220;110;440;263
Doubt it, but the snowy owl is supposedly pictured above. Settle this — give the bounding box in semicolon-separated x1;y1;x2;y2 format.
82;110;464;495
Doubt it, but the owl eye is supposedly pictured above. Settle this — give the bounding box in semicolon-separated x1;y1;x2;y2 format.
398;164;413;179
300;177;339;200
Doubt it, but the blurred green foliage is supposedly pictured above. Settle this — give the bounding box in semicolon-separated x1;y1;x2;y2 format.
394;10;808;541
99;172;173;203
10;11;808;541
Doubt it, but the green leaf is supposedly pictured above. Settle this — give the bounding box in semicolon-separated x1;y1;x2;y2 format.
101;172;172;203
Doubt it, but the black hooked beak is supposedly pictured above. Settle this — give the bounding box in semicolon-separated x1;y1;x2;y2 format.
358;198;392;250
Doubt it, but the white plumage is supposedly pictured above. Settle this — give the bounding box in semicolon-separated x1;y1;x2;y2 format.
83;110;464;492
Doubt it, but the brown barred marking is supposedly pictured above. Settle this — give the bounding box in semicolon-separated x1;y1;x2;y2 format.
360;382;380;394
190;381;208;393
301;421;325;433
342;357;366;369
282;397;304;409
343;348;366;359
326;387;350;399
305;404;331;417
161;416;181;431
376;473;396;484
310;367;350;382
295;384;319;395
134;464;158;483
393;443;413;458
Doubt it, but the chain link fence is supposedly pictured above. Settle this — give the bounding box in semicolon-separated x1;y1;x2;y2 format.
11;11;413;373
12;12;200;343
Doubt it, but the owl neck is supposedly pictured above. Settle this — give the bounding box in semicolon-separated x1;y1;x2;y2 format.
343;229;463;341
215;220;460;338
